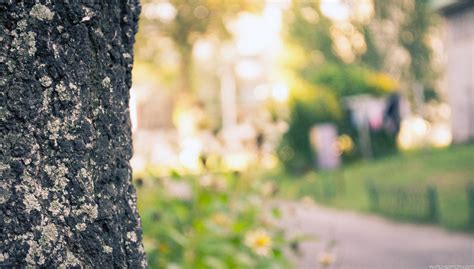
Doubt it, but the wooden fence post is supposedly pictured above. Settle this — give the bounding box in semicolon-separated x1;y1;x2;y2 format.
426;185;439;222
366;181;379;211
467;184;474;229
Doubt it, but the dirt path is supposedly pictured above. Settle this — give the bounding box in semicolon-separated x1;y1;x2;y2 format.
277;201;474;269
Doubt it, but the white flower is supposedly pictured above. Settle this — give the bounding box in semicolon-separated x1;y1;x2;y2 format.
245;229;272;256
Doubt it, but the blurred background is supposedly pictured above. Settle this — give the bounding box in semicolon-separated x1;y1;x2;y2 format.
130;0;474;268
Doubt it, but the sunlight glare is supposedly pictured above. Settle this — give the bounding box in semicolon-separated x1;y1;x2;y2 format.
320;0;350;21
142;2;176;22
271;83;289;102
179;138;202;172
231;5;283;56
429;124;452;148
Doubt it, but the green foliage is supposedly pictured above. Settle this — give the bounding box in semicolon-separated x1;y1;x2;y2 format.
136;172;289;269
284;1;338;64
278;1;405;173
302;63;397;97
373;0;439;100
278;65;398;172
278;81;342;173
398;0;437;85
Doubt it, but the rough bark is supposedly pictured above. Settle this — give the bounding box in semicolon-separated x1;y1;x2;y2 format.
0;1;146;268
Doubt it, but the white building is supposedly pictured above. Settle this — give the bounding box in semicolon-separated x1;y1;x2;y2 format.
438;0;474;143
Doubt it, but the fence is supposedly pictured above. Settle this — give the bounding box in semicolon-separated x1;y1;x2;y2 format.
468;184;474;230
299;176;474;229
366;181;474;229
366;181;439;222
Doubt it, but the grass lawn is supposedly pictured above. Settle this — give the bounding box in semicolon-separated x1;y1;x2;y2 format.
263;144;474;231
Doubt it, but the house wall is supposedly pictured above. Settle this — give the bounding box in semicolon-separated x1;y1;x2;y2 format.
444;6;474;143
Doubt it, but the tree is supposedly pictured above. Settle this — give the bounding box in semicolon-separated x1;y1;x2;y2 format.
1;2;146;267
137;0;262;93
372;0;438;103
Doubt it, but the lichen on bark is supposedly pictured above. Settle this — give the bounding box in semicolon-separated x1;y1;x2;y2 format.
1;1;146;268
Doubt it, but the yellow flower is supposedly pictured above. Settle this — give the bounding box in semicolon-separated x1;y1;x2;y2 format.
318;251;335;267
336;134;354;153
245;229;272;256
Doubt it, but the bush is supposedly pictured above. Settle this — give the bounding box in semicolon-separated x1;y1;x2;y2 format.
277;81;342;173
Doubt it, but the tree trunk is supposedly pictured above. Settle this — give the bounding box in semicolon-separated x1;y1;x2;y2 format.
179;46;193;93
1;2;146;268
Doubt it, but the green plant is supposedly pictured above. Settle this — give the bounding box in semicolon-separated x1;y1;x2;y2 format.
136;172;289;269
